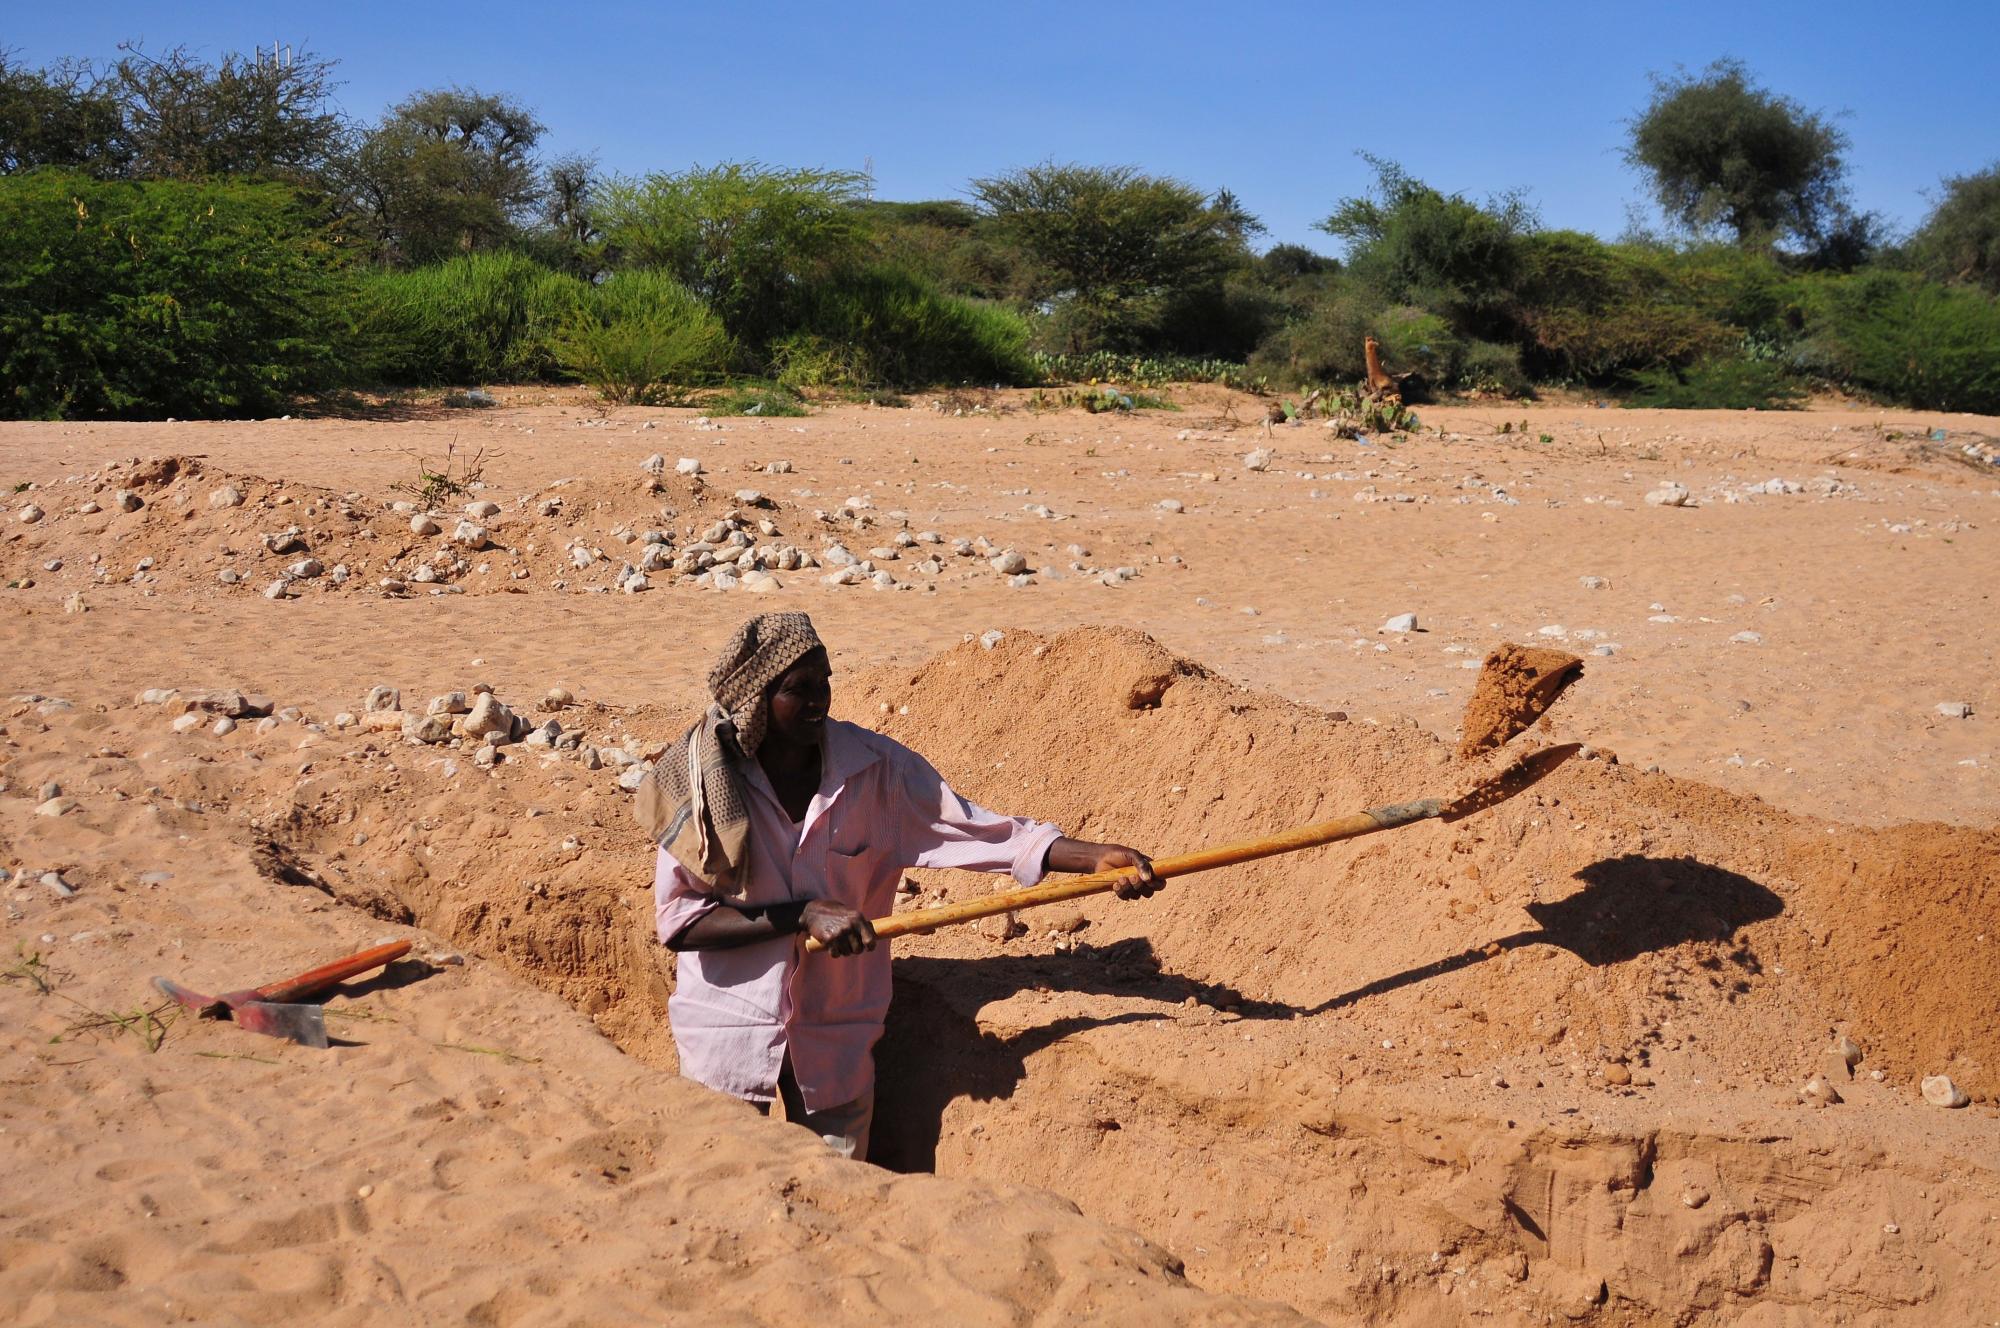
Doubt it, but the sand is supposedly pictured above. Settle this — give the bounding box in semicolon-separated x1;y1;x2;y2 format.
1456;643;1583;759
3;391;1997;1324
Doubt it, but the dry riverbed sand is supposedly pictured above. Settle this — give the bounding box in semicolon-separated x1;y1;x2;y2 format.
2;391;1996;1324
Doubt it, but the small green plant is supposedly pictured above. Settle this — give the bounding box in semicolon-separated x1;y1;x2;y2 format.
4;945;55;994
557;271;730;406
706;385;809;417
392;439;489;509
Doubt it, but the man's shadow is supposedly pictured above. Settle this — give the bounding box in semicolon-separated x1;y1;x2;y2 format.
870;855;1782;1171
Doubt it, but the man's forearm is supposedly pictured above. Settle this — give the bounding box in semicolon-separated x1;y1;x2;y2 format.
668;900;807;951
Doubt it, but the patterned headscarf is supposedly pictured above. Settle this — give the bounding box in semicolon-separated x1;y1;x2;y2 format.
637;612;824;896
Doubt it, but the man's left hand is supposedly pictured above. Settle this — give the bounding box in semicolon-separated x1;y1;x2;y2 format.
1091;844;1160;900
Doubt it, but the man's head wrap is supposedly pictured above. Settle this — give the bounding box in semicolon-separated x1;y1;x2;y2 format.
636;612;823;895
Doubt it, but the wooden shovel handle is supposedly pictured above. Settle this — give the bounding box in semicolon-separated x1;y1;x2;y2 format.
254;941;413;1004
805;799;1442;953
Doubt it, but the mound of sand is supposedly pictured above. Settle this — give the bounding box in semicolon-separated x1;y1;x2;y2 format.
850;627;1998;1096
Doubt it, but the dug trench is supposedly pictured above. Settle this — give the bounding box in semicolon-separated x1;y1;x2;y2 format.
128;627;1999;1324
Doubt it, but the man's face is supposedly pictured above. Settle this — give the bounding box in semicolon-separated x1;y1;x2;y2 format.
765;647;831;746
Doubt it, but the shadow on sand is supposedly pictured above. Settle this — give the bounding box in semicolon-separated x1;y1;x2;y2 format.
870;855;1782;1170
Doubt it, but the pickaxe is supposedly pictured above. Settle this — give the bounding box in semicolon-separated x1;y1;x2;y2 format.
153;940;413;1048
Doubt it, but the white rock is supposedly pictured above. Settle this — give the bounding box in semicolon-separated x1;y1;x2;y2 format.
1936;701;1972;719
1731;631;1763;644
639;454;665;476
453;520;489;549
1243;449;1272;472
402;712;452;745
822;567;862;586
113;489;143;512
870;570;897;590
1644;483;1692;507
211;717;236;736
765;459;793;474
741;570;783;593
255;716;280;734
18;504;44;523
979;630;1005;650
171;712;204;733
570;546;595;569
1580;575;1607;590
1922;1074;1970;1108
411;565;439;584
217;569;241;584
262;579;292;600
1158;498;1185;513
821;544;857;568
36;796;78;817
990;549;1028;575
365;686;401;713
1380;613;1418;633
139;688;179;705
410;514;441;536
464;500;501;519
1593;643;1622;656
461;692;512;740
333;712;356;729
617;764;651;792
287;558;325;579
208;485;245;509
675;457;703;476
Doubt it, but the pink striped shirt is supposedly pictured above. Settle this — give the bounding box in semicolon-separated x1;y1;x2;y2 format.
654;719;1062;1110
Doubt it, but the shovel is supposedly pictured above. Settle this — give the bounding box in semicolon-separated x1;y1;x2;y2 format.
153;940;413;1048
806;743;1581;952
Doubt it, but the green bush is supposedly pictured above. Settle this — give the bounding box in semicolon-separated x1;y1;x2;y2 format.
1459;339;1533;396
800;265;1037;388
1510;232;1736;379
558;271;730;405
356;252;587;385
705;385;809;417
1031;350;1254;389
1370;305;1461;385
1247;284;1382;385
0;171;350;418
1621;355;1805;409
596;163;869;354
1798;270;2000;412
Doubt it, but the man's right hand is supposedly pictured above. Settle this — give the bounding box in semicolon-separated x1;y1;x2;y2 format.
801;899;877;957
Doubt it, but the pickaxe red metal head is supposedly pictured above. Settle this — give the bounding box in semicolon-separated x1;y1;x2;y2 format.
153;940;413;1048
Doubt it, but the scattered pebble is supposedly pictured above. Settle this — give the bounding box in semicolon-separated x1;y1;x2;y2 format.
1380;613;1418;634
1936;701;1972;719
1644;483;1692;508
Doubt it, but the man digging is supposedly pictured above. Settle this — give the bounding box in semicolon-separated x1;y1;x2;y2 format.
644;612;1159;1159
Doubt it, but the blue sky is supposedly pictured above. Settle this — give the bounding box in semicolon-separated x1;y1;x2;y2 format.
11;0;1998;251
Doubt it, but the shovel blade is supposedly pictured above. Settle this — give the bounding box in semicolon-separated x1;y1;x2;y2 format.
1441;743;1583;821
229;1000;330;1049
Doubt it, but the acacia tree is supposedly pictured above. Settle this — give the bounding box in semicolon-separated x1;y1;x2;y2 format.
970;163;1244;351
345;88;545;265
594;163;870;350
1626;59;1851;251
1909;163;2000;294
1319;155;1536;333
108;42;345;184
0;52;128;175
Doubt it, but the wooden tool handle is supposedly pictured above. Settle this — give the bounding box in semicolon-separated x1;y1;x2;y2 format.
804;798;1443;953
255;941;413;1004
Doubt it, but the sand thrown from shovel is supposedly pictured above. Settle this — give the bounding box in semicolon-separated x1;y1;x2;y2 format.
1457;643;1584;758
